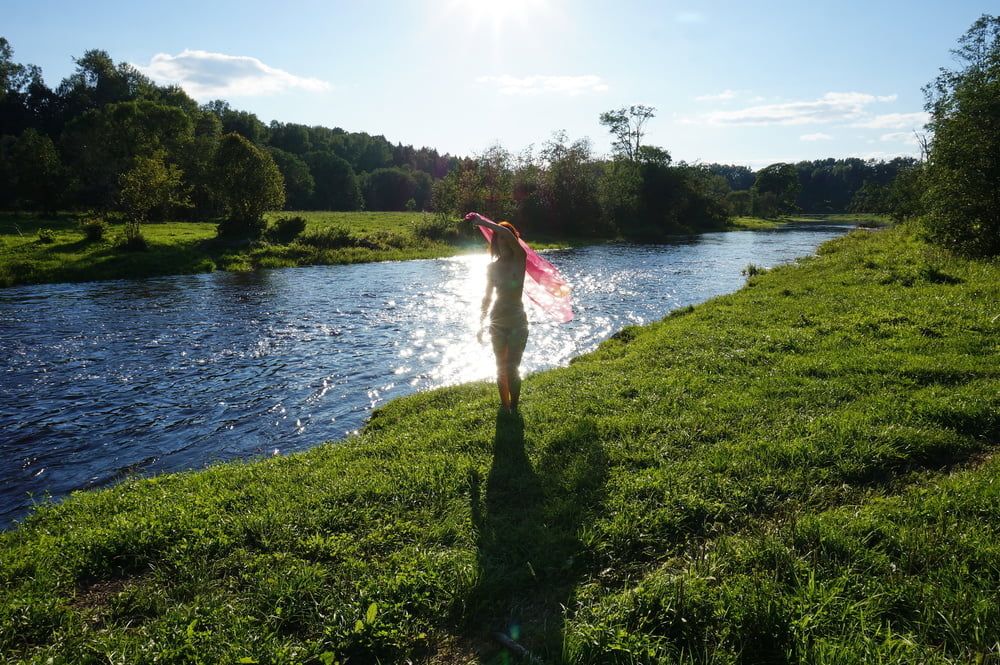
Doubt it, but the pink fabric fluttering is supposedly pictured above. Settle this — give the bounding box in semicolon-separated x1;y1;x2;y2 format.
476;219;574;323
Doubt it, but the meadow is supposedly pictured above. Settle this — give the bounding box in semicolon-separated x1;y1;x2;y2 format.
0;212;476;288
0;212;881;289
1;223;996;663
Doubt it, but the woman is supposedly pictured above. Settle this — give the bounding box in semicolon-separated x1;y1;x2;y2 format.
465;212;528;414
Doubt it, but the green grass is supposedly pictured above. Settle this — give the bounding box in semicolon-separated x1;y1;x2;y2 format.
1;224;998;663
729;213;889;230
0;211;481;288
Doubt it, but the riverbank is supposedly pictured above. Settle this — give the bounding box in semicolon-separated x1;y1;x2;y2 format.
0;211;596;289
0;211;475;288
2;224;997;663
729;213;888;230
1;211;876;289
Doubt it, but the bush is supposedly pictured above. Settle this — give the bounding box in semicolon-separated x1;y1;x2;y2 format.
79;217;108;243
298;226;354;249
356;229;407;250
742;263;767;277
36;228;55;244
117;232;148;252
216;216;267;240
413;214;461;243
265;216;307;244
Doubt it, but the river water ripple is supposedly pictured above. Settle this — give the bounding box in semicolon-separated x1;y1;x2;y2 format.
0;224;851;526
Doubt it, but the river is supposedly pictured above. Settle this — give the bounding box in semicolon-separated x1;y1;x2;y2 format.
0;224;852;526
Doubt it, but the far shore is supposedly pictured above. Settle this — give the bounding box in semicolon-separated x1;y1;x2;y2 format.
0;211;885;289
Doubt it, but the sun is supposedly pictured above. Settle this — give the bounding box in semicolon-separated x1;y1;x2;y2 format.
446;0;550;31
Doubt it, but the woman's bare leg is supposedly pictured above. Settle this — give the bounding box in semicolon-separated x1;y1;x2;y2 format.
508;367;521;412
496;345;511;412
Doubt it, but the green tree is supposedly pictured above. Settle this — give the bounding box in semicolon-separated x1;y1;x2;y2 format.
213;133;285;237
726;190;753;216
62;100;194;208
203;100;269;144
183;111;223;218
475;143;514;220
10;128;63;213
752;163;800;216
118;152;188;245
362;167;417;211
268;147;315;209
540;131;602;235
886;165;925;222
922;14;1000;256
599;105;656;161
304;151;361;210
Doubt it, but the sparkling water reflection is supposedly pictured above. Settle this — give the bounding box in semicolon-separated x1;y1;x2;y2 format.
0;224;851;526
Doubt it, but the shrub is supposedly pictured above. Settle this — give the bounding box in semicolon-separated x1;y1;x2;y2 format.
117;232;148;252
265;216;307;244
298;226;354;249
356;230;407;250
79;217;108;243
742;263;767;277
36;228;55;244
413;214;461;243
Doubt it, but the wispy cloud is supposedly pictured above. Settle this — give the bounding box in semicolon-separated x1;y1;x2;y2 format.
879;131;922;145
675;11;706;23
136;49;331;99
695;89;738;102
852;112;929;129
689;92;893;126
800;132;833;141
476;75;609;96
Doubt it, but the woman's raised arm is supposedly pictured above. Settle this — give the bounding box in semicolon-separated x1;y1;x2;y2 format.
464;212;521;253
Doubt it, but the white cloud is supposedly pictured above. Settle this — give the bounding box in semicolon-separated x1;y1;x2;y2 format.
852;111;929;129
880;131;922;145
476;75;609;96
876;94;899;102
689;92;891;126
800;132;833;141
695;89;738;102
675;11;706;23
136;49;331;99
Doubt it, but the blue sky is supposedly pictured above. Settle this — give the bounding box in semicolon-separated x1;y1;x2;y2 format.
4;0;989;166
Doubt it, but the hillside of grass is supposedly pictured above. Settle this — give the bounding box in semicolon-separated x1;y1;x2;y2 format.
1;225;997;664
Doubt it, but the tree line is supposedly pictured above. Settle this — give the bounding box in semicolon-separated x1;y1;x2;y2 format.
2;14;996;257
0;41;455;222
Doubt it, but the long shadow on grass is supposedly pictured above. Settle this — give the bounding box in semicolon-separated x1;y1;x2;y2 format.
470;410;607;662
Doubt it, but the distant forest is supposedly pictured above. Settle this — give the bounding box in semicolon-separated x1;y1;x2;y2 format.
1;38;919;237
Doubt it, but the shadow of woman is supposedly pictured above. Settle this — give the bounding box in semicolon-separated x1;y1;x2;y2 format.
469;410;608;661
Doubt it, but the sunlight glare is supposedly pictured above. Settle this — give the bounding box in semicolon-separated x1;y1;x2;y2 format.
447;0;549;31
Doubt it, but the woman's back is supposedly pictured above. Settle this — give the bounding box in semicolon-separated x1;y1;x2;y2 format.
489;256;526;325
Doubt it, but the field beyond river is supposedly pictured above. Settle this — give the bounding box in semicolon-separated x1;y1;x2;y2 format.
0;211;880;288
1;225;997;663
0;211;581;288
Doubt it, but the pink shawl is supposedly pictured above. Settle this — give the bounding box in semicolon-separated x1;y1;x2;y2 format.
477;220;574;323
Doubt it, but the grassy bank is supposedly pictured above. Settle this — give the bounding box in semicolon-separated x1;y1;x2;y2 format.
0;211;588;288
729;213;889;230
0;212;476;288
1;225;998;663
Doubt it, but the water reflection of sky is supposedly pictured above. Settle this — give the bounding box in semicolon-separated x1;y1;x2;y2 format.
0;225;851;526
